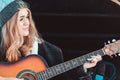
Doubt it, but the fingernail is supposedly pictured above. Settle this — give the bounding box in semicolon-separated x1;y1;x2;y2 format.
87;58;92;61
96;54;100;56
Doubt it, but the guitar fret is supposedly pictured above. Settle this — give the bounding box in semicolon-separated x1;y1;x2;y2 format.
62;62;68;72
92;51;96;56
78;55;87;65
46;68;52;78
41;71;45;79
52;66;58;76
64;61;72;71
87;53;91;58
58;65;63;73
90;49;104;56
49;67;56;77
69;60;74;68
54;65;62;75
34;73;39;80
59;63;65;73
99;49;105;56
38;73;45;80
39;73;43;80
58;64;63;73
76;58;80;67
79;56;84;64
85;54;91;60
41;71;47;79
83;55;87;62
36;71;45;80
76;57;82;66
37;72;42;80
71;58;79;68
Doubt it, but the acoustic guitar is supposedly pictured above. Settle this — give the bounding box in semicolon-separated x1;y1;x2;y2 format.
0;40;120;80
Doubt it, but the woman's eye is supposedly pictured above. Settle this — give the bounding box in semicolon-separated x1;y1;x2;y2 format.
20;18;23;21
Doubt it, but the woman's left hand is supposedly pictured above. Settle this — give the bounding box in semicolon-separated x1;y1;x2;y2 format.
83;55;102;69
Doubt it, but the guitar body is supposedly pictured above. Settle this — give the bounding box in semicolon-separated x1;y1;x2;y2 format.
0;55;47;79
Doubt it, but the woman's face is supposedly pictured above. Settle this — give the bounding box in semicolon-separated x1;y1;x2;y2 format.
18;8;30;36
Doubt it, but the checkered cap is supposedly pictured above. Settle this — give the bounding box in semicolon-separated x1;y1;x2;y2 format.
0;0;29;27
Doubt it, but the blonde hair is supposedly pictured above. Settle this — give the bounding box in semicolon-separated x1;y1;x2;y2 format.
0;8;41;62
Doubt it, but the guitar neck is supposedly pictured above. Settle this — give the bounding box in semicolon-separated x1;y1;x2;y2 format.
35;49;105;80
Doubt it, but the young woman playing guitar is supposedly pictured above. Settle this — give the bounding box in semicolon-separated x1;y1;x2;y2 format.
0;0;119;80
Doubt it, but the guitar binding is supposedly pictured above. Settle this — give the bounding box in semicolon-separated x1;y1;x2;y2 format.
16;69;36;80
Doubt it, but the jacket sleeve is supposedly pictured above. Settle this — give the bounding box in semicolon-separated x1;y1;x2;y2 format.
38;40;64;66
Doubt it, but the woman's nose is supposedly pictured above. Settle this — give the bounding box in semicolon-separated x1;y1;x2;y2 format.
24;18;29;26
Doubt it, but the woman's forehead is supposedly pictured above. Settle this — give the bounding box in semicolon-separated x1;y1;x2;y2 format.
18;8;29;16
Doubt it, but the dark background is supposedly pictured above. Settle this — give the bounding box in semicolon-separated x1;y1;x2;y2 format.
25;0;120;79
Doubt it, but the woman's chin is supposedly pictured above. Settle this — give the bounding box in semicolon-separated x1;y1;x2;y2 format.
23;32;29;36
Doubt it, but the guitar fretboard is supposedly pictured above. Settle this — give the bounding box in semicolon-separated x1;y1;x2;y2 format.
35;49;105;80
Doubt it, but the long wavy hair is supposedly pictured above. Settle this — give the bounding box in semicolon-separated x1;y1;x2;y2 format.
0;8;42;62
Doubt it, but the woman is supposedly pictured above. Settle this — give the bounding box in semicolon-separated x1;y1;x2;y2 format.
0;0;103;80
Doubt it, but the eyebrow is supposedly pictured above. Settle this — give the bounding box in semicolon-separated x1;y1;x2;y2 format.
20;14;29;18
20;15;25;18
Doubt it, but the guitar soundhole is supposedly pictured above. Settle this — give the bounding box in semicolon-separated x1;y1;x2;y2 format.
20;73;36;80
17;69;37;80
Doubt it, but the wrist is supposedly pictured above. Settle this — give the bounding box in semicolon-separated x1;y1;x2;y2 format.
83;65;87;72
